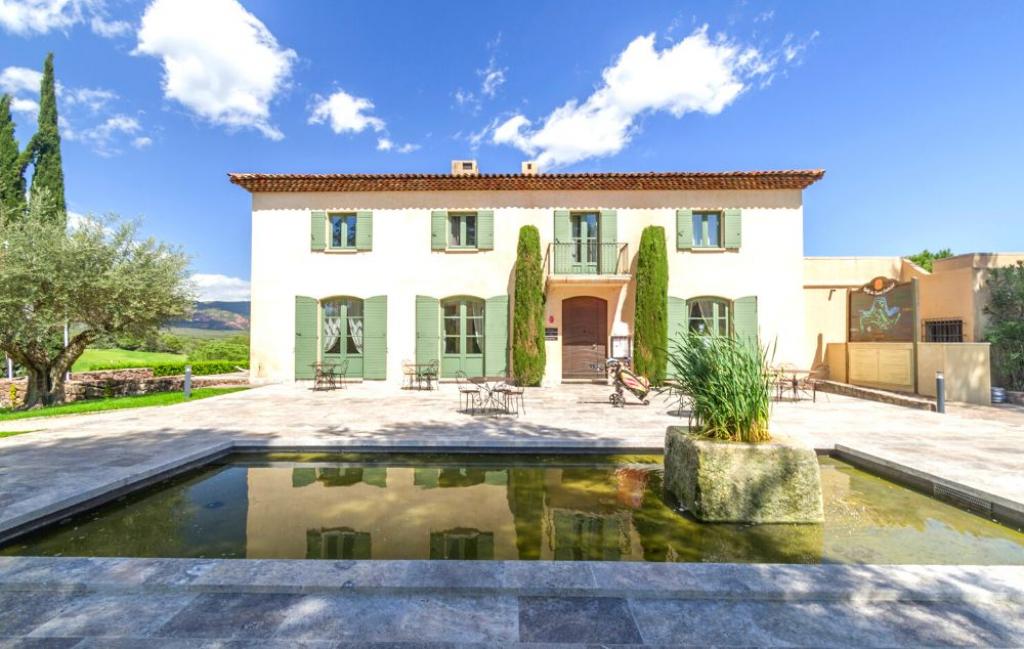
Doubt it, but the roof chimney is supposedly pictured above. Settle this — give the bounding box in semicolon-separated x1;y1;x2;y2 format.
521;160;539;175
451;160;479;176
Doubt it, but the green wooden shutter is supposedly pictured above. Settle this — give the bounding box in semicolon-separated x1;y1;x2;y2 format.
676;209;693;250
362;295;387;379
553;210;571;242
310;211;326;251
733;295;758;347
553;210;571;273
477;210;494;250
667;297;687;379
294;295;318;379
599;209;618;273
485;295;509;377
724;208;742;248
356;211;373;250
415;295;440;365
431;210;447;250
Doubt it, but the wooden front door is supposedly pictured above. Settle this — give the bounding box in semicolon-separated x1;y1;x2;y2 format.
562;296;607;380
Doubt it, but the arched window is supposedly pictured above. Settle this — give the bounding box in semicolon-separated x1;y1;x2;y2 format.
688;297;731;336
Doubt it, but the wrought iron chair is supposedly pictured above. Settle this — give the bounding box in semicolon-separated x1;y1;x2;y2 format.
334;359;350;390
498;377;525;416
455;370;482;414
420;359;439;390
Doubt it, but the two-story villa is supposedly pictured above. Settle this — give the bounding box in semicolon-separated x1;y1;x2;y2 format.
230;162;824;386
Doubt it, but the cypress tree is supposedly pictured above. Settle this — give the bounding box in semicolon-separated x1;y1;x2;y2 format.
30;53;66;221
0;94;27;220
633;226;668;384
511;225;547;385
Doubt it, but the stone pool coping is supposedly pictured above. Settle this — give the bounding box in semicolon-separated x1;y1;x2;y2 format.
3;436;1024;543
1;557;1022;606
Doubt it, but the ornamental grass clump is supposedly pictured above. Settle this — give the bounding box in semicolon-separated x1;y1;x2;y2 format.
668;331;774;443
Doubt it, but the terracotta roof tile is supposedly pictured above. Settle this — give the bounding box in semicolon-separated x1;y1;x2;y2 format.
228;169;825;193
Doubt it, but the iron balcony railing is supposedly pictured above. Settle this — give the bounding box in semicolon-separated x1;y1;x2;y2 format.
545;242;629;276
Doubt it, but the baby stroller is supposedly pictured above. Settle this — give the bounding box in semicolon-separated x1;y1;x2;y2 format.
606;358;652;407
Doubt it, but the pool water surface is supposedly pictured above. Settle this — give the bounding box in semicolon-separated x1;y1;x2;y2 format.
3;453;1023;564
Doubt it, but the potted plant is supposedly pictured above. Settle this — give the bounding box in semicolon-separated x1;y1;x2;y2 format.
663;332;823;524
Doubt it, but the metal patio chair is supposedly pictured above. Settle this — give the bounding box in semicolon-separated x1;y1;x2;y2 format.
455;370;482;414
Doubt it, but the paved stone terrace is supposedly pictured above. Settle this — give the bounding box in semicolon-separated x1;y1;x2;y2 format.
1;558;1023;647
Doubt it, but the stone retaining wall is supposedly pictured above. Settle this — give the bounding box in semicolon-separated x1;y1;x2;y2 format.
1;369;246;408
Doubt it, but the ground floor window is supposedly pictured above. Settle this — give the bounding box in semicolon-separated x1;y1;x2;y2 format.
924;319;964;343
688;297;730;335
322;297;364;377
442;297;484;377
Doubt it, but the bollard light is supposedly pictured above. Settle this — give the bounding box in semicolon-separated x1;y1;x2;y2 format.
935;370;945;414
184;365;192;400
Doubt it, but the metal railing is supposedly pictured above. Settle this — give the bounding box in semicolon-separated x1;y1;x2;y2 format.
545;242;629;276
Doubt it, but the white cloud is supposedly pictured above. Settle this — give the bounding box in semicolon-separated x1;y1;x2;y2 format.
309;90;385;135
488;26;777;169
191;273;250;301
134;0;296;140
89;14;129;38
480;59;506;98
10;97;39;114
0;66;42;94
376;137;418;154
63;86;117;111
63;113;145;156
0;0;89;35
131;135;152;149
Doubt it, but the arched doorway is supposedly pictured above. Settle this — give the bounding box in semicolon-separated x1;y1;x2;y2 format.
322;297;364;378
562;296;607;380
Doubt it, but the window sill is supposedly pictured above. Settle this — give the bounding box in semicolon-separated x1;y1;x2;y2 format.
684;247;736;253
444;247;484;253
324;248;360;254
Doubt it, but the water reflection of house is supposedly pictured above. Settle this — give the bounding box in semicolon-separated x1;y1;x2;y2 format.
245;466;518;559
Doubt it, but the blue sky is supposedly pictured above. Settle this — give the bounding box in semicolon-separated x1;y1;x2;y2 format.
2;0;1022;300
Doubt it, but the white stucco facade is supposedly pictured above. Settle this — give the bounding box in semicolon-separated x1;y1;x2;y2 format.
244;184;811;386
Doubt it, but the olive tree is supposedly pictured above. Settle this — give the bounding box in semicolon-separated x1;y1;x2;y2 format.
0;193;194;408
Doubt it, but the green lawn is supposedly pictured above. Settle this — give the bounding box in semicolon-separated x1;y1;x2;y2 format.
0;387;248;422
0;430;39;438
72;348;187;372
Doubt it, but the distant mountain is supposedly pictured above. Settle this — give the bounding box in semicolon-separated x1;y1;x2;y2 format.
169;301;250;331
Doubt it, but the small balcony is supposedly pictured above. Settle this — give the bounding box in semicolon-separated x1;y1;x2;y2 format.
545;242;630;285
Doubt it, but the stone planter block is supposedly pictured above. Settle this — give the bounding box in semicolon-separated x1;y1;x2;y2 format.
664;426;824;524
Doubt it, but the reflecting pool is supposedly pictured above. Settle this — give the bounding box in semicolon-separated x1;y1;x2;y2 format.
3;453;1023;563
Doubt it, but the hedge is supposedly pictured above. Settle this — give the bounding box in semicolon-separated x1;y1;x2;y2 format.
633;226;668;385
80;360;248;376
511;225;546;385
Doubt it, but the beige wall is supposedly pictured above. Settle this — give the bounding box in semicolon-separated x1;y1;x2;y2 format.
250;189;807;384
916;342;991;405
847;342;915;392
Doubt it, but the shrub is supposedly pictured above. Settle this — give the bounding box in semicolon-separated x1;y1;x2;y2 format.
187;335;249;362
511;225;546;385
82;360;248;376
668;331;774;443
985;261;1024;390
633;226;668;384
151;360;249;377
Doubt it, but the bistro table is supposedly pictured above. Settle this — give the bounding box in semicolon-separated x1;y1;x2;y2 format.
408;363;437;390
774;368;816;401
469;377;515;415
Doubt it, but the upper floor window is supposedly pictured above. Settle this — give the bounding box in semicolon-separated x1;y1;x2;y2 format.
689;297;730;336
448;213;478;248
329;214;357;249
692;212;722;248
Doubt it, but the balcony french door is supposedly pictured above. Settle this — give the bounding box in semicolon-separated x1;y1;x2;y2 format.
571;213;599;275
